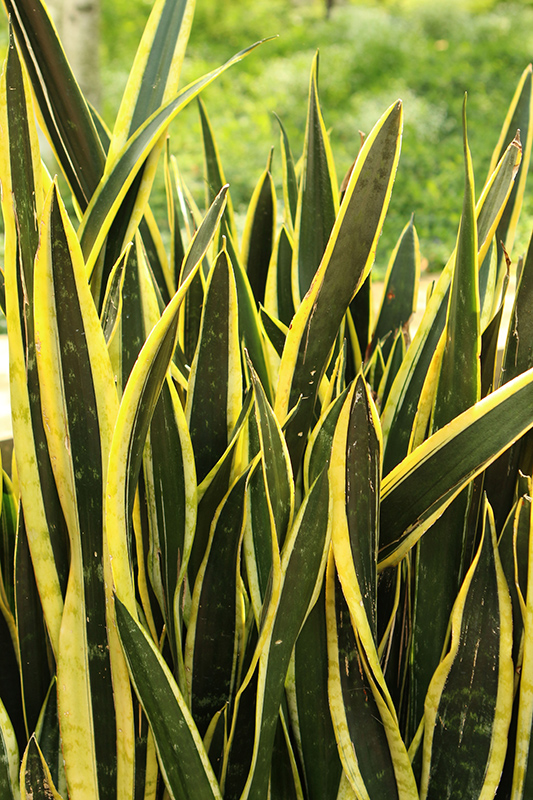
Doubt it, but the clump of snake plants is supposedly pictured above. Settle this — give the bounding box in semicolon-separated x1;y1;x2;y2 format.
1;0;533;798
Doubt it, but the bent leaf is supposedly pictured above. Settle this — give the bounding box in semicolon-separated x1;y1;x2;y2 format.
380;365;533;568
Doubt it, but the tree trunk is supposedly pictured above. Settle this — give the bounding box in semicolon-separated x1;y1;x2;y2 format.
50;0;102;110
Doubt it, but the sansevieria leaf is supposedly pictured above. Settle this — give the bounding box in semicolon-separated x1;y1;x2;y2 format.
420;501;513;799
326;554;417;800
186;244;242;484
98;0;197;302
20;736;63;800
0;697;19;800
369;213;419;364
275;98;402;471
263;225;295;328
115;597;223;800
509;486;533;798
185;470;249;744
107;0;195;164
379;364;533;568
143;375;197;675
0;29;66;658
106;232;206;617
249;361;294;548
487;63;533;261
190;390;253;590
15;517;52;741
484;228;533;533
330;375;381;643
291;587;342;800
292;51;338;306
237;469;331;800
34;679;67;798
198;97;237;242
34;183;130;800
408;98;481;741
244;361;293;630
381;131;522;473
3;0;105;208
328;376;418;798
79;41;265;278
241;150;277;307
275;114;298;234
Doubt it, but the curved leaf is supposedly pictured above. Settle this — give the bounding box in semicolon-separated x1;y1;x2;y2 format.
380;364;533;568
3;0;105;207
78;41;265;277
108;0;195;164
381;133;522;473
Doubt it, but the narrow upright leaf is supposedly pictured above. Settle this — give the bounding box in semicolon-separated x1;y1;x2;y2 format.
370;215;420;364
408;99;481;738
292;52;338;306
0;30;66;657
241;151;277;306
3;0;105;208
21;736;64;800
186;247;242;483
330;375;381;643
116;597;223;800
108;0;195;164
275;99;402;471
238;470;331;800
185;471;248;743
275;114;298;233
488;64;533;260
326;555;415;800
0;697;19;800
34;184;129;800
505;480;533;798
420;503;513;800
381;133;522;474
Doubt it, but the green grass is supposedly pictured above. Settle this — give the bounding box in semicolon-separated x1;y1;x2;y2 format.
13;0;533;276
121;0;530;274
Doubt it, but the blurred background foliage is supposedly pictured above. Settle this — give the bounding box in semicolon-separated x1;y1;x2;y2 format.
12;0;533;272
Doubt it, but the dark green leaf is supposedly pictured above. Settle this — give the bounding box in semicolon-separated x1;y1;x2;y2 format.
4;0;105;208
115;597;222;800
186;248;241;483
278;99;402;471
294;52;337;302
370;214;419;364
187;471;248;741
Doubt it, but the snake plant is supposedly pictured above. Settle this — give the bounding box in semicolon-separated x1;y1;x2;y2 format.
0;1;533;798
